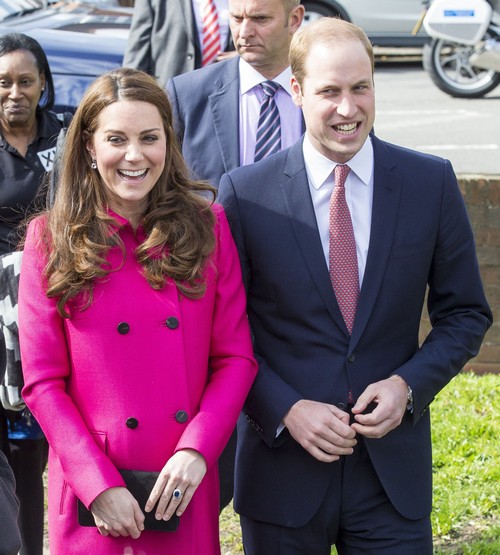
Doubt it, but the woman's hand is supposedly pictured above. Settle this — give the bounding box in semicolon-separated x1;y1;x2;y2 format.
90;486;145;538
145;449;207;522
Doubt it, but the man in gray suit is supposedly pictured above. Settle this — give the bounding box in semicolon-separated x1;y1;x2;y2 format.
166;0;305;188
124;0;235;86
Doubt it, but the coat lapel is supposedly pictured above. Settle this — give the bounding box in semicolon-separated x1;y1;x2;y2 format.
280;141;347;334
208;58;240;174
181;0;197;49
350;137;402;349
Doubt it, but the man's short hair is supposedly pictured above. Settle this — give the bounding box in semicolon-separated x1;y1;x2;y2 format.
290;17;374;87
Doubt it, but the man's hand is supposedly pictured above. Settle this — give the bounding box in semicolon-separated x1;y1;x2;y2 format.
91;487;145;538
283;399;357;462
351;375;409;438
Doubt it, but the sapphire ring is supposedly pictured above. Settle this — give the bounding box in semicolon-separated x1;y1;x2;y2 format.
172;488;183;500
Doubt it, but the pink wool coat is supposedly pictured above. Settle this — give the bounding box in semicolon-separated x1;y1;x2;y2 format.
18;206;257;555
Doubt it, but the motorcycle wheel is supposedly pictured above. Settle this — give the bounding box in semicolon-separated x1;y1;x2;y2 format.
423;38;500;98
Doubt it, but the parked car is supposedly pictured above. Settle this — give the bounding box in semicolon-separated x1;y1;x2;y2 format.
302;0;429;46
0;0;131;112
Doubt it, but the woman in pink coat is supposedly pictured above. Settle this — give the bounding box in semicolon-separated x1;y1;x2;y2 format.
18;68;257;554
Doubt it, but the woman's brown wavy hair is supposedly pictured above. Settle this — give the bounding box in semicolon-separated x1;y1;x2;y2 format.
43;67;216;317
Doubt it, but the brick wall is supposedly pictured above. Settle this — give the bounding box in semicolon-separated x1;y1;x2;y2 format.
419;176;499;374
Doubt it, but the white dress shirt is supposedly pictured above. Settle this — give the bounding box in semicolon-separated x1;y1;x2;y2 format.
238;58;303;166
302;134;374;287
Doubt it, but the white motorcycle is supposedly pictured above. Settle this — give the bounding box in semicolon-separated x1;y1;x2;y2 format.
419;0;500;97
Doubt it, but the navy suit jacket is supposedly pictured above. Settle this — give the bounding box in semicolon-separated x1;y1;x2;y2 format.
167;57;305;188
218;136;492;526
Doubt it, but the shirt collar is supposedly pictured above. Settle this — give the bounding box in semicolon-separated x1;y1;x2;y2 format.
36;111;55;139
239;58;293;96
303;134;374;191
0;111;60;148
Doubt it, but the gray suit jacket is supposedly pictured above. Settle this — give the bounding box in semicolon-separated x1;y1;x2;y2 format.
123;0;233;87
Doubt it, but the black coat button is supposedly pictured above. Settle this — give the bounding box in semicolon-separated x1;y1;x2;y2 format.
175;410;188;423
126;417;139;429
347;354;357;363
117;322;130;335
165;317;179;330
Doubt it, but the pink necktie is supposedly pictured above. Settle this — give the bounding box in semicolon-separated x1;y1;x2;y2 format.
201;0;221;67
329;164;359;334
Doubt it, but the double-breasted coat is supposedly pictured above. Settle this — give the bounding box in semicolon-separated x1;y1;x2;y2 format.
18;207;257;554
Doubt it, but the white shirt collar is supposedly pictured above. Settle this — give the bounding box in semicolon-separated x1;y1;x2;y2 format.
239;58;293;96
303;134;374;191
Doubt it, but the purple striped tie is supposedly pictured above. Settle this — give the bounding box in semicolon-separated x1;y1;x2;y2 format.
254;81;281;162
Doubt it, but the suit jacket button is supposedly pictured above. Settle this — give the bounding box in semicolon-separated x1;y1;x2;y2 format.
165;317;179;330
175;410;188;423
117;322;130;335
347;354;356;363
126;417;139;429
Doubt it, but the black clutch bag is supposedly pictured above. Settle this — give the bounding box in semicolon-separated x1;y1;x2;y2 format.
77;469;179;532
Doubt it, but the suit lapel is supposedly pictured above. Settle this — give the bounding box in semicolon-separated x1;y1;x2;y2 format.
181;0;198;49
208;58;240;174
350;137;401;349
279;137;403;343
280;142;347;334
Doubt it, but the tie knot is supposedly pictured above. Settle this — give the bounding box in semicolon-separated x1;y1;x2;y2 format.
261;81;280;98
334;164;350;189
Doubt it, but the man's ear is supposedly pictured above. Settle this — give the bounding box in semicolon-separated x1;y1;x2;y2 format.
290;75;303;107
289;5;305;33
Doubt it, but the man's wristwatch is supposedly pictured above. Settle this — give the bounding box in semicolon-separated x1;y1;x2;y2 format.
391;374;413;412
405;384;414;412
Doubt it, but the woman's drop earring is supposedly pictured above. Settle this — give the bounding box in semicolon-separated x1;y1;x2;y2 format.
91;160;97;170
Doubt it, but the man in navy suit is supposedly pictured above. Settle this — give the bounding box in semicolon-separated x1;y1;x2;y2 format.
166;0;305;187
218;17;492;554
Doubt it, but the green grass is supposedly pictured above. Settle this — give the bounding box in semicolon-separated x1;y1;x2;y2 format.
220;372;500;555
431;372;499;554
